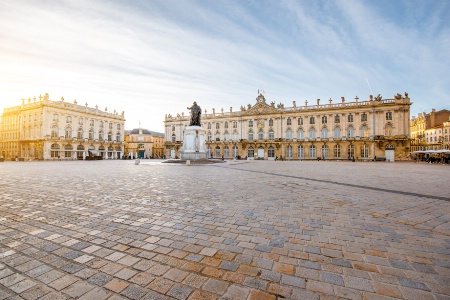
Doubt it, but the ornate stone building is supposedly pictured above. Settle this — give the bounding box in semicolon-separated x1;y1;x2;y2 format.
0;93;125;160
124;128;165;159
164;92;411;161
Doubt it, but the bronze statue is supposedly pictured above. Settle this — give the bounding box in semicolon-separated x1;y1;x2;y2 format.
187;101;201;126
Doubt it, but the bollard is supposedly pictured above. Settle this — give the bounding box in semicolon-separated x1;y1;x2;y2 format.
135;159;140;165
186;160;191;165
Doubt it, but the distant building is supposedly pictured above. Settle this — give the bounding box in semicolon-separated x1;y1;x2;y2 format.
410;109;450;151
124;128;164;158
0;94;125;160
164;92;411;161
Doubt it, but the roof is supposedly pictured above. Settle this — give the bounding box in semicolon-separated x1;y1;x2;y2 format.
125;128;164;136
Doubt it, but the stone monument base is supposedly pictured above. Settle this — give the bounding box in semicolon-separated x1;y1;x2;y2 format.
180;126;208;160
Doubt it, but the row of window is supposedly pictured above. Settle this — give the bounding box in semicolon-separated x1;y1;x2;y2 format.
50;144;122;158
196;112;393;130
52;114;121;130
51;126;122;141
171;124;394;142
204;144;371;159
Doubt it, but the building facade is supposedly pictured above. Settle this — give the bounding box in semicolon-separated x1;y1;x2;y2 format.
124;129;165;159
164;92;411;161
410;109;450;152
0;94;125;160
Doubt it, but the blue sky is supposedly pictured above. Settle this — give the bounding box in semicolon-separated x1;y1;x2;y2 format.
1;0;449;131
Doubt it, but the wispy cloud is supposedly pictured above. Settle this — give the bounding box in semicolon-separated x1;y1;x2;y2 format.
0;0;449;130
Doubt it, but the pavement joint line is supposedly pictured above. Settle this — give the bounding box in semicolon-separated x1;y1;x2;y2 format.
217;165;450;202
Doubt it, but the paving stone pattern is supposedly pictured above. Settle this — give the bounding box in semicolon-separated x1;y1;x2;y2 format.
0;160;449;299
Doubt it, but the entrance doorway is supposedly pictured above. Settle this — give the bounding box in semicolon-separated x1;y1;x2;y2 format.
385;144;395;162
257;147;264;159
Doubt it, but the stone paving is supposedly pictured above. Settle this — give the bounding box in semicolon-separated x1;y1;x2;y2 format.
0;160;449;300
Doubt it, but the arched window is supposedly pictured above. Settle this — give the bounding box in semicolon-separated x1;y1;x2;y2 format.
233;146;238;157
298;145;304;158
360;126;369;138
268;129;274;140
309;145;316;158
225;122;229;129
207;132;212;141
321;128;328;139
89;128;94;140
99;131;104;141
77;127;84;139
77;145;84;159
269;119;273;127
309;128;316;139
268;146;275;158
287;118;292;125
51;125;59;138
334;144;341;158
215;131;220;141
334;127;341;138
322;116;327;124
224;131;230;141
64;144;73;158
51;143;60;158
385;124;393;136
347;125;355;138
224;146;229;158
248;146;254;157
248;130;254;141
286;129;292;139
108;131;113;141
215;146;221;158
65;126;72;139
321;145;329;158
298;118;303;125
310;117;315;124
286;145;292;158
297;129;304;139
347;144;355;158
233;130;239;140
348;115;354;122
171;134;176;143
361;144;369;158
258;130;264;140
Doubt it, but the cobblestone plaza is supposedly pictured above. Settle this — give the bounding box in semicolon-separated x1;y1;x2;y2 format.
0;160;449;299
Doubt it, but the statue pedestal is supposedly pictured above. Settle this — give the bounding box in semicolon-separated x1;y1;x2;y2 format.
181;126;208;160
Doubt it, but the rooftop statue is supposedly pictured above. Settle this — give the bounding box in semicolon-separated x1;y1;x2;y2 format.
187;101;201;126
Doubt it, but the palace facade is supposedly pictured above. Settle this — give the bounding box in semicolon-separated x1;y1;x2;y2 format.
0;93;125;160
164;93;411;161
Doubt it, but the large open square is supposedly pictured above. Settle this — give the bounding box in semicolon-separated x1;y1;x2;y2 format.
0;160;449;300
